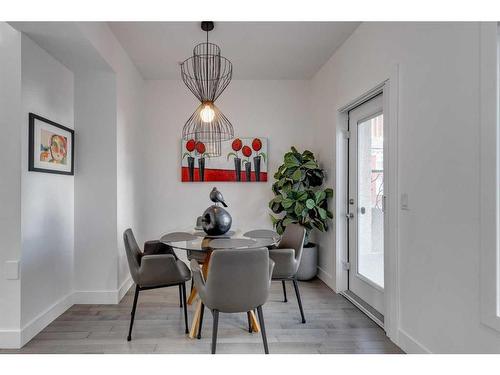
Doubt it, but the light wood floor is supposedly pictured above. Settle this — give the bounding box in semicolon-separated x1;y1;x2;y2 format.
1;279;403;354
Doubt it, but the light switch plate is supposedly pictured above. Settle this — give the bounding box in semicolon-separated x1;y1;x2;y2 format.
4;260;19;280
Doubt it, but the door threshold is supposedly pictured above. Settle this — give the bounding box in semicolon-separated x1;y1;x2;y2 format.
341;290;385;329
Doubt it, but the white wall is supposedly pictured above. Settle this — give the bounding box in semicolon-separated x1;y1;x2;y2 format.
20;35;75;327
311;22;500;353
74;69;117;297
77;23;145;289
0;22;144;348
140;80;313;243
0;22;22;348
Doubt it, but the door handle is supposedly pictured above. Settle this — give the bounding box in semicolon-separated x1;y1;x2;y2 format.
360;207;366;214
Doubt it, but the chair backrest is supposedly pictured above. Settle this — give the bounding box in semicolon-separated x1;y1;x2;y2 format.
123;228;142;285
205;248;270;313
278;223;306;262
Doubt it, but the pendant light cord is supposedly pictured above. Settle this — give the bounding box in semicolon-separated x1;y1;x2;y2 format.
205;28;209;101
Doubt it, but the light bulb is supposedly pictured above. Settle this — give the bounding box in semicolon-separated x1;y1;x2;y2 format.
200;103;215;123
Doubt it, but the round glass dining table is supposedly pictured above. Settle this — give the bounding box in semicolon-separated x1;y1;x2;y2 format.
160;230;279;252
160;229;280;338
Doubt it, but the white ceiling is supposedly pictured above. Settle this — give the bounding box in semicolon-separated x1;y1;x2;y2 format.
108;22;359;80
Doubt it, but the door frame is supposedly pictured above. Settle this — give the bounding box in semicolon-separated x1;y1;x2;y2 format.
335;65;400;341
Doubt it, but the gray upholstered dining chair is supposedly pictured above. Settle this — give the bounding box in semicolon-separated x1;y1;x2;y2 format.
143;239;184;307
124;228;191;341
190;248;274;354
244;227;303;311
268;223;307;323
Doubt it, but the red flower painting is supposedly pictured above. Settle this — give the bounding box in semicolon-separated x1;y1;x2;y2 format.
181;137;268;182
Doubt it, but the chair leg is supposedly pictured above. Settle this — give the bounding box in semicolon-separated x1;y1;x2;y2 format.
247;311;252;333
198;303;205;339
256;306;269;354
127;285;140;341
282;280;288;302
179;284;183;308
292;278;306;324
211;310;219;354
181;283;189;334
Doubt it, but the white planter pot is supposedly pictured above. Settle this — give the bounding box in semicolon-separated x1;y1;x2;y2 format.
297;243;318;281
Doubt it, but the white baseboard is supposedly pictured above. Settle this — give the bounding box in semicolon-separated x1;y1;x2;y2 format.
317;266;335;290
397;328;432;353
20;292;74;347
0;277;133;349
0;330;21;349
73;277;132;304
118;277;133;301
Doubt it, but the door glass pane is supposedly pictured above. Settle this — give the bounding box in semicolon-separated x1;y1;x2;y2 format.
357;114;384;288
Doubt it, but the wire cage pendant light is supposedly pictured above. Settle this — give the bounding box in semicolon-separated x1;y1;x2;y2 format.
180;21;233;156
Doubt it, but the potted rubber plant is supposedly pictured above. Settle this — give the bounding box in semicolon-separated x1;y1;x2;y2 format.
182;139;196;181
269;147;333;280
227;138;243;181
195;141;207;181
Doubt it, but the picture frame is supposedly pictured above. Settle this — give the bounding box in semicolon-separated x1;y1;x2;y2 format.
181;137;268;182
29;113;74;175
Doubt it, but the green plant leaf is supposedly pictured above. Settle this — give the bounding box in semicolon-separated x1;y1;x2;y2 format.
297;191;308;201
302;150;314;160
282;198;295;209
259;152;267;162
284;153;300;167
271;203;283;214
182;152;191;160
276;220;284;235
269;214;277;224
226;152;237;161
305;199;316;209
325;188;334;198
291;168;302;181
294;202;305;217
315;190;326;204
302;160;317;169
317;207;327;220
269;196;283;206
313;220;326;232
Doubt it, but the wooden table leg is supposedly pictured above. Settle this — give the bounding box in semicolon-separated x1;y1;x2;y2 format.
187;287;197;305
249;310;261;333
188;251;213;338
189;300;202;338
202;251;212;279
187;252;212;305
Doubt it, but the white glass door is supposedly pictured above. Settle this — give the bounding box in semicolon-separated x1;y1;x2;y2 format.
347;94;385;316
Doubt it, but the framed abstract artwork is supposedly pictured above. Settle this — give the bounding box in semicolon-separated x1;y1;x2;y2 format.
181;137;268;182
29;113;74;175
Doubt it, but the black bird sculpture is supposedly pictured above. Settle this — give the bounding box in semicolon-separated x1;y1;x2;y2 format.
209;187;228;207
